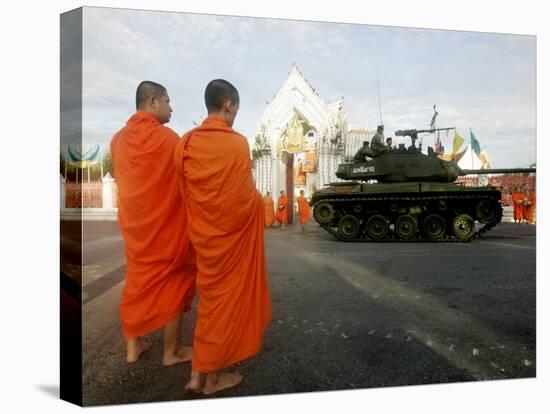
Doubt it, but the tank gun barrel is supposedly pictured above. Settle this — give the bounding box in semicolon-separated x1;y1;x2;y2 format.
395;127;455;137
460;167;536;175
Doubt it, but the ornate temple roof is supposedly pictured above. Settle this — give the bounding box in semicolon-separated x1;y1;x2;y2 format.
255;65;348;153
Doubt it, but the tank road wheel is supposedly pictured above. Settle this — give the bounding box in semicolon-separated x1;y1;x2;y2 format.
338;215;361;240
475;199;500;224
395;215;417;240
314;202;335;225
423;214;446;240
366;215;389;240
452;214;475;240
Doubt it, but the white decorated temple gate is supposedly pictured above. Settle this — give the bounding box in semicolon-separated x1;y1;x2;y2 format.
251;65;351;222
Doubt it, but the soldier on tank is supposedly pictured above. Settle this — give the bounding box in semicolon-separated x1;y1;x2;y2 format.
353;141;375;163
370;125;388;156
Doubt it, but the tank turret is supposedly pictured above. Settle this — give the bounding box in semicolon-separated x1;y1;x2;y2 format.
312;127;536;242
336;152;535;183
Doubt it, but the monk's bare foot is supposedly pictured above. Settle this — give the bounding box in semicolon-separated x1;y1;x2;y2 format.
163;345;193;366
185;371;205;393
126;339;153;364
202;370;243;395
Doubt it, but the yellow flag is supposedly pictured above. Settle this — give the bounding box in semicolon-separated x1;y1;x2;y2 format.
452;131;465;154
478;152;490;168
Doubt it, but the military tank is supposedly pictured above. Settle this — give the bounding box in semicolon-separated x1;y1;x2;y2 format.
311;128;536;242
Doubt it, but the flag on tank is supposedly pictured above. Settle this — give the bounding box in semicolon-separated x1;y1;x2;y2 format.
435;131;444;155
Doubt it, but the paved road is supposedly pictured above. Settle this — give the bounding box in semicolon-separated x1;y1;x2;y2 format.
69;220;536;406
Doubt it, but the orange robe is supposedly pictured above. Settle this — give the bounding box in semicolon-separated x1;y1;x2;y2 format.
511;191;523;222
276;196;288;224
263;195;275;227
525;193;536;223
297;195;311;225
175;116;272;373
111;111;197;339
521;195;529;221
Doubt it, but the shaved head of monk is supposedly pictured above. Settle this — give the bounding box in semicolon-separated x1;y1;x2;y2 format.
135;80;173;124
204;79;240;127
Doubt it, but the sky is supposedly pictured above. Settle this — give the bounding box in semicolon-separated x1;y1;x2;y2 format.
78;6;536;168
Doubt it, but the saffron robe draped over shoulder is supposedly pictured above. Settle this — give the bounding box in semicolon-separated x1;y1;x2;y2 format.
525;193;536;223
511;191;524;222
276;196;288;224
175;116;272;373
111;111;197;339
263;195;275;227
297;195;312;225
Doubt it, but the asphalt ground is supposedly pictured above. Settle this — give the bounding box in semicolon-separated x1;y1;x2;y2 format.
61;220;536;406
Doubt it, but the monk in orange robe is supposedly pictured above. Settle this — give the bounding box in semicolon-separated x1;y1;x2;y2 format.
297;190;311;231
175;79;271;395
263;191;275;229
522;190;531;223
276;191;289;229
111;81;197;365
524;189;536;224
511;187;524;224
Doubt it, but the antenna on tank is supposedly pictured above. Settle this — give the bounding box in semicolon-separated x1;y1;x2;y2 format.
377;71;384;126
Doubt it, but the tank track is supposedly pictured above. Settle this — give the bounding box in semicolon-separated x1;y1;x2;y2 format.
313;193;503;242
